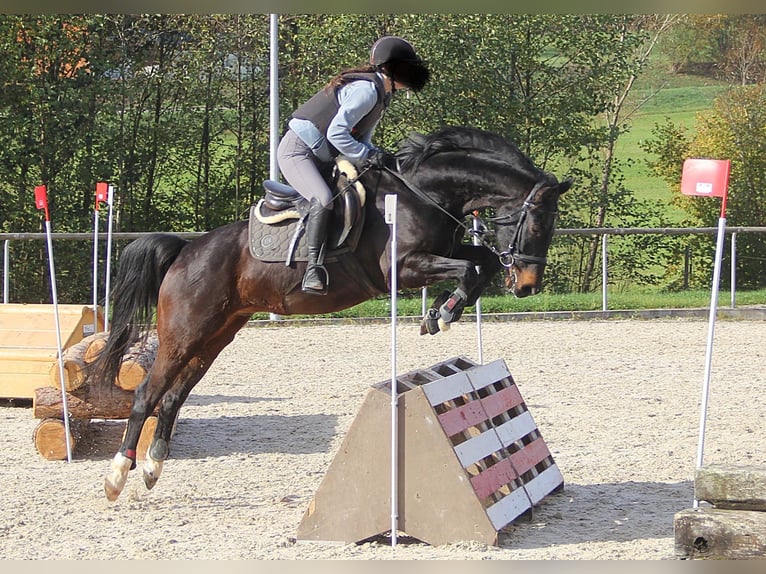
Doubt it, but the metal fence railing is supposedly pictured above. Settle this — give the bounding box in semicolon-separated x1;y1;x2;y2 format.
4;227;766;309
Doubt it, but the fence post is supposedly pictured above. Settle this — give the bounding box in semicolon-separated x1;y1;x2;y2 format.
601;234;608;311
731;232;737;308
3;240;8;304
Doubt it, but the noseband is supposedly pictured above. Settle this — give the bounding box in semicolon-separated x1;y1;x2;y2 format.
488;181;557;269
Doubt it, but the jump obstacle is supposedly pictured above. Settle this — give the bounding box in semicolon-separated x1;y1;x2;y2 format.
296;355;564;546
0;304;159;460
675;464;766;559
0;303;103;400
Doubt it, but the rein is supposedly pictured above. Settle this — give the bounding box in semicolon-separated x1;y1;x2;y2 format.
367;165;553;268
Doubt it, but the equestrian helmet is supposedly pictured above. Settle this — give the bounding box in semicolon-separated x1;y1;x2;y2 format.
369;36;430;92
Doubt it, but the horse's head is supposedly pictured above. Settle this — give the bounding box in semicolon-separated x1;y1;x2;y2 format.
494;176;573;298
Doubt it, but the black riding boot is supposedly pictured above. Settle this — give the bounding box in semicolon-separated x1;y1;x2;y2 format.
302;198;332;295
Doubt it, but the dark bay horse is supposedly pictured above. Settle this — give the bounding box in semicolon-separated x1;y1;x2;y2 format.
92;125;573;501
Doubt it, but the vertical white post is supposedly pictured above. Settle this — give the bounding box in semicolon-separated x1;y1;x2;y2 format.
268;14;281;322
472;214;483;364
694;215;727;507
385;194;398;547
730;232;737;309
92;206;100;333
601;234;608;312
104;185;116;332
3;240;9;303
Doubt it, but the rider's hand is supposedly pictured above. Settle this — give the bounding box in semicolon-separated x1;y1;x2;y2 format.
364;147;394;170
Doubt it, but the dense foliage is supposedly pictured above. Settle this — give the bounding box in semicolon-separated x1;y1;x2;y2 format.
1;14;764;304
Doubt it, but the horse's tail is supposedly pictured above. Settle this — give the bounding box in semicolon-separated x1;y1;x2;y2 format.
89;233;188;385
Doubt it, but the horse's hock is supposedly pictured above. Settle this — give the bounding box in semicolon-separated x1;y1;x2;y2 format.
0;304;159;461
296;355;564;546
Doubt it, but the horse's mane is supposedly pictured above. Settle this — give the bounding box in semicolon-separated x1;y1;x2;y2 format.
396;126;549;183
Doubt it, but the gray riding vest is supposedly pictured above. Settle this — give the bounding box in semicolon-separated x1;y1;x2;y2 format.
290;72;388;158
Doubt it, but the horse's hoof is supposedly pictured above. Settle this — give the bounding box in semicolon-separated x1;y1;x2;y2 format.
143;469;159;490
438;318;451;332
104;453;132;501
142;438;168;490
420;308;441;335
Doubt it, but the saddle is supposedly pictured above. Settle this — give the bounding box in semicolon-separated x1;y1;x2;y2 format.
248;159;367;265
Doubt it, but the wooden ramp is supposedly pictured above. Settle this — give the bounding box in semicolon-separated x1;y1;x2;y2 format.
0;304;104;399
296;356;564;546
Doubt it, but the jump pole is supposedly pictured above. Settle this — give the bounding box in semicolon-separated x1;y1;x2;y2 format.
679;158;731;508
35;185;73;462
103;184;115;332
472;212;484;364
384;193;399;547
93;182;108;333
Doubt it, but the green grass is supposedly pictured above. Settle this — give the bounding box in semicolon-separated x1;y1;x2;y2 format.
251;288;766;320
615;70;730;223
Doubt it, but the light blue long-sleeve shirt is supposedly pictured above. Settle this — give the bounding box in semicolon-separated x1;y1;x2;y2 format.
288;75;385;164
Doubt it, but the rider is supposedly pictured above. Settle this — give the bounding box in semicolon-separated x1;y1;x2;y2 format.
277;36;430;295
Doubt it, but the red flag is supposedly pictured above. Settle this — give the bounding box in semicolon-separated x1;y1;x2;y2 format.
35;185;48;210
681;159;730;199
35;185;51;221
95;182;108;208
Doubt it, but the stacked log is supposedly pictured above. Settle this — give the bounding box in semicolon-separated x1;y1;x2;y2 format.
48;332;108;391
116;330;158;391
33;330;161;461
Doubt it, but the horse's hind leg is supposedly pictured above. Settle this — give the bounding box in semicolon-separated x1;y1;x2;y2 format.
142;319;250;491
142;358;209;490
104;358;183;501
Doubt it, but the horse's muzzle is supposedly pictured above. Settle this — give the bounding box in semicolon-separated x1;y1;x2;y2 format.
505;265;542;298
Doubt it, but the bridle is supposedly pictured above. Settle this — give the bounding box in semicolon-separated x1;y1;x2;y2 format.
368;164;557;269
486;181;558;269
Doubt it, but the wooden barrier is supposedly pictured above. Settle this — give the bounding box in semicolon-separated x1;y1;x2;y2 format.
296;356;564;546
675;464;766;559
29;330;161;461
0;304;104;399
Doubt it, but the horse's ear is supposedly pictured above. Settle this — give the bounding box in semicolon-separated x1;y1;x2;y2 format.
558;177;575;194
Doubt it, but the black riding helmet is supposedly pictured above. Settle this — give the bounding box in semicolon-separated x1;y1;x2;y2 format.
369;36;430;92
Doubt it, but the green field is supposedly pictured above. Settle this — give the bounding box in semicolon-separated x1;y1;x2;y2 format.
615;70;729;222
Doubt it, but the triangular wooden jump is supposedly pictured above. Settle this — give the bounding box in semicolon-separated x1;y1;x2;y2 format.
296;356;564;546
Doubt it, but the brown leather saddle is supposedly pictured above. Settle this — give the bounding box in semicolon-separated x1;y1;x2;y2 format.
248;159;366;265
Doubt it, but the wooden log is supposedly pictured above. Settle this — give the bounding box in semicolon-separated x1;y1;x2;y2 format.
83;332;108;363
696;464;766;511
674;507;766;559
115;331;158;391
48;332;110;391
33;385;140;420
32;417;90;460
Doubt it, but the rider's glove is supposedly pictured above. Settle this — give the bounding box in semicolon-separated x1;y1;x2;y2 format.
364;147;394;170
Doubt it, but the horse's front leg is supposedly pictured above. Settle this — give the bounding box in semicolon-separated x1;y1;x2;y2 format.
398;251;486;335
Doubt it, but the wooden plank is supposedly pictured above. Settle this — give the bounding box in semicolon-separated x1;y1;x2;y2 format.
696;464;766;511
485;486;533;530
0;373;49;399
524;464;565;505
453;427;503;468
438;400;487;437
496;410;538;446
675;507;766;559
465;360;512;392
470;437;552;500
422;371;473;406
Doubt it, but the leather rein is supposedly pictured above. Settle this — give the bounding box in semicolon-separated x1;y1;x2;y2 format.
365;165;555;268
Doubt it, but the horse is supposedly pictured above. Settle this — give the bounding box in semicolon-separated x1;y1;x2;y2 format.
91;125;573;501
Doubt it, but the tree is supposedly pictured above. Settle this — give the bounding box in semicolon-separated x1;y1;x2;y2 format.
644;84;766;289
